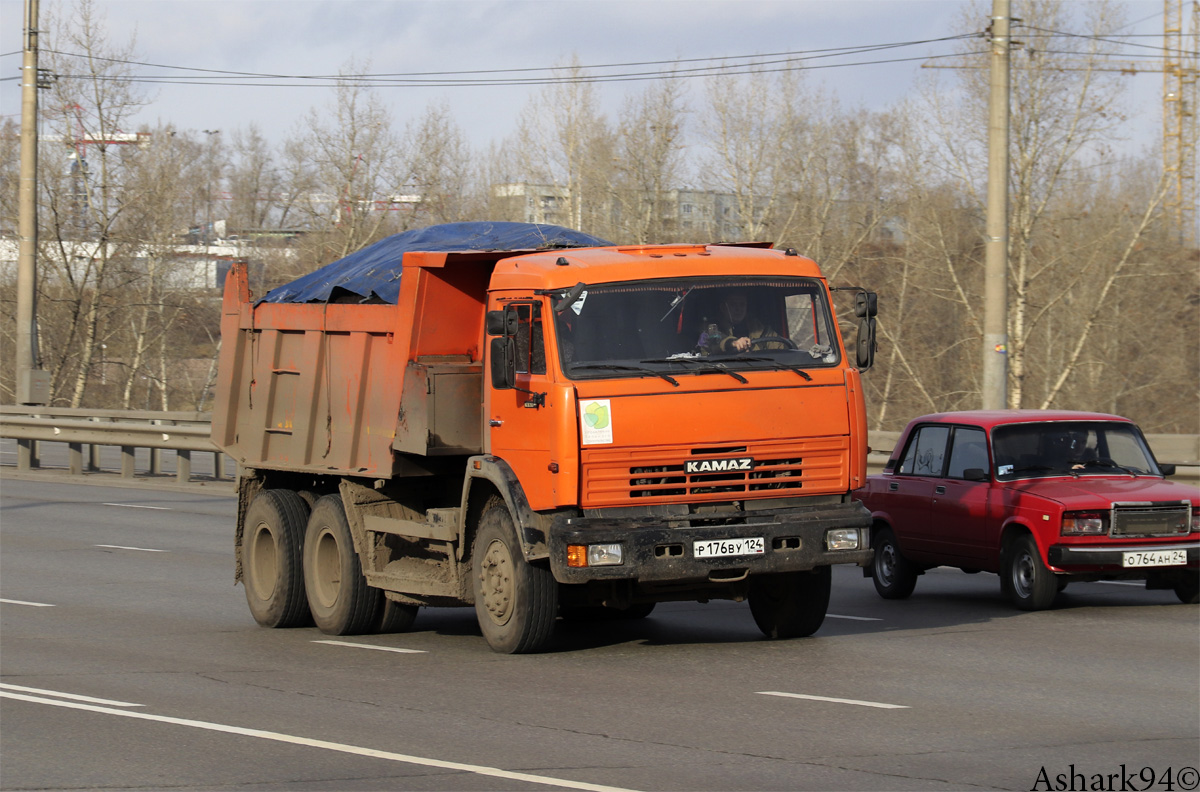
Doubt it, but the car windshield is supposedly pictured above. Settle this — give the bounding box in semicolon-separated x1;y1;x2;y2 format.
991;421;1159;481
552;276;839;380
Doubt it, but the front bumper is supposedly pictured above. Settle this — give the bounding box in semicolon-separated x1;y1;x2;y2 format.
547;501;873;585
1047;541;1200;571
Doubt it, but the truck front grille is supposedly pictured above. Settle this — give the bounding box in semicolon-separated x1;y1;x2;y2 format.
582;437;849;508
1109;502;1192;537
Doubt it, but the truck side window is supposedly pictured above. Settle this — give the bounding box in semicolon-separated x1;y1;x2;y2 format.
513;303;546;375
897;425;949;477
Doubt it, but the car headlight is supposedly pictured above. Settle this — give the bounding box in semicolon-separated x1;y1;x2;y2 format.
825;528;860;551
1061;511;1107;536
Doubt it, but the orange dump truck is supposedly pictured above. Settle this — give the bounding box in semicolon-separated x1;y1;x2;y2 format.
212;222;879;653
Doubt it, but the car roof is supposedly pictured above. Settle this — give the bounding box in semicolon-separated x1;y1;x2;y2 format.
904;410;1134;431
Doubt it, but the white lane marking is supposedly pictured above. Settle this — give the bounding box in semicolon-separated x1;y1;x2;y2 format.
103;503;171;511
313;640;427;654
1096;581;1144;587
0;683;142;707
95;545;168;553
0;691;639;792
826;613;883;621
757;691;909;710
0;598;55;607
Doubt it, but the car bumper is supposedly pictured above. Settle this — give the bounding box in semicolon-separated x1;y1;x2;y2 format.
1047;541;1200;570
547;501;874;584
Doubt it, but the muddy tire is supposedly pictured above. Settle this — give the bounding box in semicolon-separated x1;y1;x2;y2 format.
1002;534;1058;611
748;566;831;639
376;598;419;633
472;497;558;654
872;527;918;600
242;489;312;628
303;494;381;635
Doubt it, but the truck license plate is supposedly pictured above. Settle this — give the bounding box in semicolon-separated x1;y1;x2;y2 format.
1122;549;1188;568
694;537;765;558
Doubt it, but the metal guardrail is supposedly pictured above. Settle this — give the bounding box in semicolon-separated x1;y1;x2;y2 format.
0;406;226;485
1;407;1196;486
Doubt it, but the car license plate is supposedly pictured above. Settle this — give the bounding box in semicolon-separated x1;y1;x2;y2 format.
694;537;765;558
1122;549;1188;568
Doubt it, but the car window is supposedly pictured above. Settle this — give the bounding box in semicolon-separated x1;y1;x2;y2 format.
946;427;988;479
897;425;949;476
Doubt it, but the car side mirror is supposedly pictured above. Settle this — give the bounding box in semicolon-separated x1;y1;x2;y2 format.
963;467;989;482
1159;463;1176;477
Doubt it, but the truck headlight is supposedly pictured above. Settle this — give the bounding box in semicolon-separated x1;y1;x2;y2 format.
1061;511;1107;536
825;529;860;551
567;543;624;567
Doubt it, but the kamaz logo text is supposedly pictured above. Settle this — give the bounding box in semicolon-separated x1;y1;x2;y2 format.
685;457;754;474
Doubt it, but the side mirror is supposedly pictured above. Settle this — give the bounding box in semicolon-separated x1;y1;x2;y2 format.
1159;463;1176;477
854;291;878;318
963;468;989;482
856;317;877;369
490;336;516;390
486;308;519;336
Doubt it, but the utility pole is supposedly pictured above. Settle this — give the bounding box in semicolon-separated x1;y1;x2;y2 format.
16;0;48;405
982;0;1010;411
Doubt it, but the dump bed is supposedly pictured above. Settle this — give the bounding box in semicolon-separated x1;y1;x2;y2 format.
211;253;501;477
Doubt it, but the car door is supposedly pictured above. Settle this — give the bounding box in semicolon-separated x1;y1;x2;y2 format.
880;424;950;558
928;426;993;566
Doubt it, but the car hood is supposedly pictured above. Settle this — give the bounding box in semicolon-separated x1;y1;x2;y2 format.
1004;476;1200;509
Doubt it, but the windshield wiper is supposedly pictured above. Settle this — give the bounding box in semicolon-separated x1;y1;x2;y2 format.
568;363;680;387
708;355;813;381
641;357;749;383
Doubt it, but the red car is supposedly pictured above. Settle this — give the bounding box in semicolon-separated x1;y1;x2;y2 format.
856;411;1199;609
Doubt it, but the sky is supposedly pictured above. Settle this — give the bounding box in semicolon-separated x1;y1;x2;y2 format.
0;0;1171;159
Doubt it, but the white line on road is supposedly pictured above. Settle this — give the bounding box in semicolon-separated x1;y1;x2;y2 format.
0;683;142;708
757;691;909;709
0;691;640;792
0;598;55;607
826;614;883;621
312;640;427;654
95;545;168;553
102;503;171;510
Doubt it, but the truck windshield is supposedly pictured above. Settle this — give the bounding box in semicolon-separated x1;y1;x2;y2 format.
552;277;839;380
992;421;1160;480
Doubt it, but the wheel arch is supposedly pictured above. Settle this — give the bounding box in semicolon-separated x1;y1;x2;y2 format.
460;456;555;564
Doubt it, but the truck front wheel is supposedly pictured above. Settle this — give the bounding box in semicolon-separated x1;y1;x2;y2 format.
472;497;558;653
748;566;831;639
242;489;311;628
303;494;382;635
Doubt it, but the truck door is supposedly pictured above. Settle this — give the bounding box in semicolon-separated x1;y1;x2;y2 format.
487;299;558;509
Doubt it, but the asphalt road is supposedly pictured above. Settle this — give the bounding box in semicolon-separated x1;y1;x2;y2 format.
2;475;1198;792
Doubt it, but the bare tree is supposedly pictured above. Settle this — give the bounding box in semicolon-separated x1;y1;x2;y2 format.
611;79;688;243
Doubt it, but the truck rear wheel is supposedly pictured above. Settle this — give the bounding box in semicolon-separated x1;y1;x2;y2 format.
303;494;381;635
376;598;419;633
748;566;830;639
242;489;311;628
472;497;558;653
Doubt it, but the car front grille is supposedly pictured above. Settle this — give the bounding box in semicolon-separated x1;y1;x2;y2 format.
1109;502;1192;537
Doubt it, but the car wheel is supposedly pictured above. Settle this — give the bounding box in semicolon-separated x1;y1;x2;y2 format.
872;527;918;599
1174;571;1199;604
748;567;830;639
1002;534;1058;610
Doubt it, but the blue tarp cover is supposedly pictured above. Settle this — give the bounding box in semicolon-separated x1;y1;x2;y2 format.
260;221;614;304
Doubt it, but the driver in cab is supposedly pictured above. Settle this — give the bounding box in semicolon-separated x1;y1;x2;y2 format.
700;290;781;353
